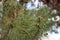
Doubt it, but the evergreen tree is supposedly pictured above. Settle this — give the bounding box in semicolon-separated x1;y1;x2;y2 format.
0;0;54;40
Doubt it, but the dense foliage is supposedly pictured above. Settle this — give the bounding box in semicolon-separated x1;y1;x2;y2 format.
0;0;54;40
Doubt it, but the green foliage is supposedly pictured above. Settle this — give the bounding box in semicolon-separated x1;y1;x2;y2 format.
1;0;53;40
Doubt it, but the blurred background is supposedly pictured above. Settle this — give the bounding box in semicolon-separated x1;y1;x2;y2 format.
0;0;60;40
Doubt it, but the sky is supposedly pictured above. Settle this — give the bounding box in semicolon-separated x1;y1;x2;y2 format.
16;0;48;10
26;0;47;10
